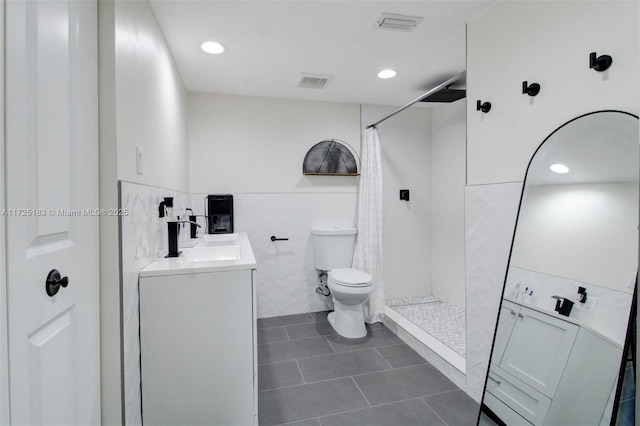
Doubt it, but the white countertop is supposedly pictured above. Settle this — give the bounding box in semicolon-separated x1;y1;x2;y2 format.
140;232;257;277
503;296;623;349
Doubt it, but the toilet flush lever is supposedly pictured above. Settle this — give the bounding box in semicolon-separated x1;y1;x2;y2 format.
270;236;289;242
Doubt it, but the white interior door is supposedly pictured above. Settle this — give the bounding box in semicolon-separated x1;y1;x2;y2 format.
5;0;100;424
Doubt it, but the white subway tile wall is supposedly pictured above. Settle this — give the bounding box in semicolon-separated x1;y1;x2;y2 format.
191;192;357;318
120;181;192;426
464;182;522;402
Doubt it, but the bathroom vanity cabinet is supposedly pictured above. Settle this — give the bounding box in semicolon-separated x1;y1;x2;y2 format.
139;233;258;425
485;300;622;425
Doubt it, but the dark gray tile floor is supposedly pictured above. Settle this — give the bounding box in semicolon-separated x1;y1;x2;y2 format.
258;311;479;426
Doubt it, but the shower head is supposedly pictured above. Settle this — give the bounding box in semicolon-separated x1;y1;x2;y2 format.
420;86;466;103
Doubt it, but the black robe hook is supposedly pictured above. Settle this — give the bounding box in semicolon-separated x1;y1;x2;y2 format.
522;81;541;97
476;100;491;113
589;52;612;72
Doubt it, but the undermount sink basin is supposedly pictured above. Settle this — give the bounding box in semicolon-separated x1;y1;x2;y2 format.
200;234;239;245
141;232;256;276
183;245;241;262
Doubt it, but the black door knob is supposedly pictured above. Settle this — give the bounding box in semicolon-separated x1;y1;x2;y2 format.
46;269;69;297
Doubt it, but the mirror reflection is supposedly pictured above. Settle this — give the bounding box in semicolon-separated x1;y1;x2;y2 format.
480;111;638;426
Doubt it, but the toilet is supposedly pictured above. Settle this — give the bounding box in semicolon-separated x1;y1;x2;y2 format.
311;227;374;338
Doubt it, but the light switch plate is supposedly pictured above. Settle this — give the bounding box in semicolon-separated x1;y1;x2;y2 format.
136;146;144;175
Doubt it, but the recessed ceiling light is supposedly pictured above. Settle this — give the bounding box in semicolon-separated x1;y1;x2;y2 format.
378;69;396;79
550;163;569;174
201;41;226;55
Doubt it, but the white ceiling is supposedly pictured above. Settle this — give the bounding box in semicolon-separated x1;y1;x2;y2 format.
148;0;492;106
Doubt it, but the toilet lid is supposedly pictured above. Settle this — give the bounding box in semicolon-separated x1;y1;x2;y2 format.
329;268;372;287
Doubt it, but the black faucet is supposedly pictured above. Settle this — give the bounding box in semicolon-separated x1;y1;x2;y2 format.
188;214;209;238
551;295;574;317
166;220;201;258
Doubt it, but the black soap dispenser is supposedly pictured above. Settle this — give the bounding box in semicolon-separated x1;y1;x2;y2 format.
158;197;174;218
577;286;588;303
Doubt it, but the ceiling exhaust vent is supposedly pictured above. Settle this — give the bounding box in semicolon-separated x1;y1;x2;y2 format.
297;73;334;89
374;13;424;32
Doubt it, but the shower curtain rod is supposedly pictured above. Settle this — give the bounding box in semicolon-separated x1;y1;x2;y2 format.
366;70;466;129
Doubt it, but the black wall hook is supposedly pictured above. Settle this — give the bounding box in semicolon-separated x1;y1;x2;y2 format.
589;52;612;72
522;81;541;97
476;100;491;113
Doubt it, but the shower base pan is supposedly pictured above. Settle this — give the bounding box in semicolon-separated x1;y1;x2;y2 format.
384;296;466;388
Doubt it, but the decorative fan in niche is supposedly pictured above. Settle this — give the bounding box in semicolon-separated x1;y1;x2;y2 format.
302;139;359;176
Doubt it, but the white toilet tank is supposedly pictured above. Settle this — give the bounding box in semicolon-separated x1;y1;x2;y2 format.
311;227;357;271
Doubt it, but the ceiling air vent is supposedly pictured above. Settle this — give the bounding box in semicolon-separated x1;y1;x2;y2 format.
374;13;424;32
297;73;333;89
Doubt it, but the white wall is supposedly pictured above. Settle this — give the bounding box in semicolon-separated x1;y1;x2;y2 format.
188;92;360;194
188;93;360;317
431;100;467;309
467;1;639;185
98;1;123;423
0;1;8;422
115;2;190;424
99;1;191;424
361;105;432;300
511;182;638;293
119;182;192;426
465;0;639;402
187;95;433;315
115;0;190;192
465;182;522;401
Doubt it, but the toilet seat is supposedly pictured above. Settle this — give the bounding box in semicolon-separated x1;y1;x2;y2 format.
329;268;372;287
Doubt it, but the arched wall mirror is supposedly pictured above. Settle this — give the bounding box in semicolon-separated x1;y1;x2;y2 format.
480;111;639;426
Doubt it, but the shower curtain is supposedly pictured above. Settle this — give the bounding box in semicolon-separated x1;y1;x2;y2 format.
353;126;385;323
